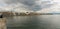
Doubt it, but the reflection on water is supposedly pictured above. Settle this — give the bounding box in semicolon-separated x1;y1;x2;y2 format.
7;15;60;29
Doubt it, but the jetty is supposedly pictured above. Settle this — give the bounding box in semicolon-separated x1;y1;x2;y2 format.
0;14;6;29
0;18;6;29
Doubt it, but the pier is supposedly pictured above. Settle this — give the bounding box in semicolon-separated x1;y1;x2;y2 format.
0;14;6;29
0;18;6;29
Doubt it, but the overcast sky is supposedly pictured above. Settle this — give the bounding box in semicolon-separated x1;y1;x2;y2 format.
0;0;60;13
0;0;53;11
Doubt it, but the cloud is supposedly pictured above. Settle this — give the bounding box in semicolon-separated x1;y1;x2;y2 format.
0;0;58;13
2;0;36;7
36;0;60;13
2;0;41;11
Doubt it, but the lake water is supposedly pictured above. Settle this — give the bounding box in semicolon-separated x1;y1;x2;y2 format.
7;15;60;29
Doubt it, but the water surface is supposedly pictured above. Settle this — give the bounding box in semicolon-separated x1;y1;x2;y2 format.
7;15;60;29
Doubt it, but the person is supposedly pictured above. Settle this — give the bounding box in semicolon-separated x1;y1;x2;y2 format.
0;13;3;18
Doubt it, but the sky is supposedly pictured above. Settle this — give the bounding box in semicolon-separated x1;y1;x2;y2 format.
0;0;60;13
36;0;60;13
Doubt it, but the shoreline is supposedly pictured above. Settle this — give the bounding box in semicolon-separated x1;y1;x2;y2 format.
0;12;60;17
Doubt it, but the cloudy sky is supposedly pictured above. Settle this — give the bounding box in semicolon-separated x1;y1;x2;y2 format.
0;0;41;11
0;0;60;13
